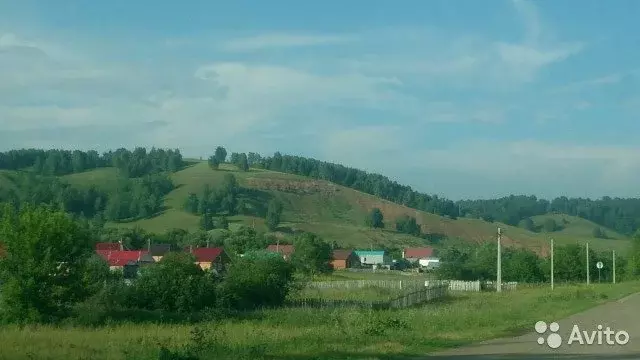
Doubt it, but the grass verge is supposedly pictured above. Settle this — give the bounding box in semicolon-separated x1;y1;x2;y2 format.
1;282;639;360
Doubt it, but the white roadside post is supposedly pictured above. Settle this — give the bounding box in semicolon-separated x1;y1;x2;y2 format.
597;261;603;283
497;227;502;293
613;250;616;284
586;243;590;285
551;238;554;291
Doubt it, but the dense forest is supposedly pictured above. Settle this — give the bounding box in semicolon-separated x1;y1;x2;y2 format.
457;195;640;236
2;147;640;236
0;148;183;222
0;147;184;177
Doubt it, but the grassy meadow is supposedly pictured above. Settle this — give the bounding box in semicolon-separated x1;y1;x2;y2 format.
2;282;639;360
57;161;632;254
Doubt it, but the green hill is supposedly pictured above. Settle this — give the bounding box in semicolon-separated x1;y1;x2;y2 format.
530;213;629;251
58;160;631;254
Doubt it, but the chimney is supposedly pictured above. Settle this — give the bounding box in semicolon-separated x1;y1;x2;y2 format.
206;240;210;248
402;250;405;259
147;238;151;251
119;239;123;251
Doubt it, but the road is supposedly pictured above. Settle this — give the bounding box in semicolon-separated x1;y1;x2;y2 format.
427;292;640;359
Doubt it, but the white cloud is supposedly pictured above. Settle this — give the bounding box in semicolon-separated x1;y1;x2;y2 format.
416;140;640;181
221;33;356;52
553;73;622;93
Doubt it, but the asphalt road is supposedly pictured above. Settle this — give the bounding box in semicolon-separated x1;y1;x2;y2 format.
427;292;640;359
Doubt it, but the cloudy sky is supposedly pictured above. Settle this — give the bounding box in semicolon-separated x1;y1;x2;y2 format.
0;0;638;200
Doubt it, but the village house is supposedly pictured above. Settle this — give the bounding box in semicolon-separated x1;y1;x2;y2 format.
331;249;360;270
188;247;230;273
149;243;172;262
266;244;294;260
354;250;392;268
95;250;156;278
402;247;434;262
402;247;440;269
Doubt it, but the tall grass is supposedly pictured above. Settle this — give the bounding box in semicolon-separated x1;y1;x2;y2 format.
1;282;639;360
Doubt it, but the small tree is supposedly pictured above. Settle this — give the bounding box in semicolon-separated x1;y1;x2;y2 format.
214;147;227;163
238;153;249;172
395;215;421;236
365;208;385;229
592;226;606;239
184;193;200;214
266;199;283;231
200;211;214;231
518;217;536;232
131;252;217;313
290;232;332;275
207;155;220;170
217;251;295;310
543;218;558;232
0;205;94;323
218;216;229;230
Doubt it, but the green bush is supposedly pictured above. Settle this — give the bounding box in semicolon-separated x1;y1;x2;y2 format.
217;251;295;310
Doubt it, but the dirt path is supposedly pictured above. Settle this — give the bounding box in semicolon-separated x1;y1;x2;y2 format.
427;292;640;359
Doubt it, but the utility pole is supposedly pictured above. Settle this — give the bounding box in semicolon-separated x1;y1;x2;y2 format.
497;227;502;293
586;243;590;285
551;238;554;291
613;250;616;284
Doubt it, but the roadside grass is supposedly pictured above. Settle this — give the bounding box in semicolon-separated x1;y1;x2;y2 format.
314;270;436;281
1;282;639;360
292;286;400;302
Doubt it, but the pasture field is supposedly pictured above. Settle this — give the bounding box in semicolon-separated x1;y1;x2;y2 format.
2;282;639;360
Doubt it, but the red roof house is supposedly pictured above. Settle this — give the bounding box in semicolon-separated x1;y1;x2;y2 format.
266;244;294;260
96;250;154;267
402;247;434;261
187;247;230;272
96;242;122;251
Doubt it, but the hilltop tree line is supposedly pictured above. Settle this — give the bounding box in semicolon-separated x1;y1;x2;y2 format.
0;147;184;177
457;195;640;235
253;152;458;218
247;151;640;236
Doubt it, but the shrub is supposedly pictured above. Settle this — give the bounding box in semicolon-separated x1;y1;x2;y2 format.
217;251;295;310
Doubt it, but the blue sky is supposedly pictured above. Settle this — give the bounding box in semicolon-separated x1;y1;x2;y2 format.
0;0;638;200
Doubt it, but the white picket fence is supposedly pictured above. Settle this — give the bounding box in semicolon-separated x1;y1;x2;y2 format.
307;279;426;290
424;280;518;292
308;279;518;292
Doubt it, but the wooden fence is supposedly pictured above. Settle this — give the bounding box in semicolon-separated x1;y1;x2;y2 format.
287;284;449;310
387;284;448;309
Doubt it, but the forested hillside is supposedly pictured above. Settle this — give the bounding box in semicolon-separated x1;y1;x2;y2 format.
240;152;640;236
0;147;638;252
